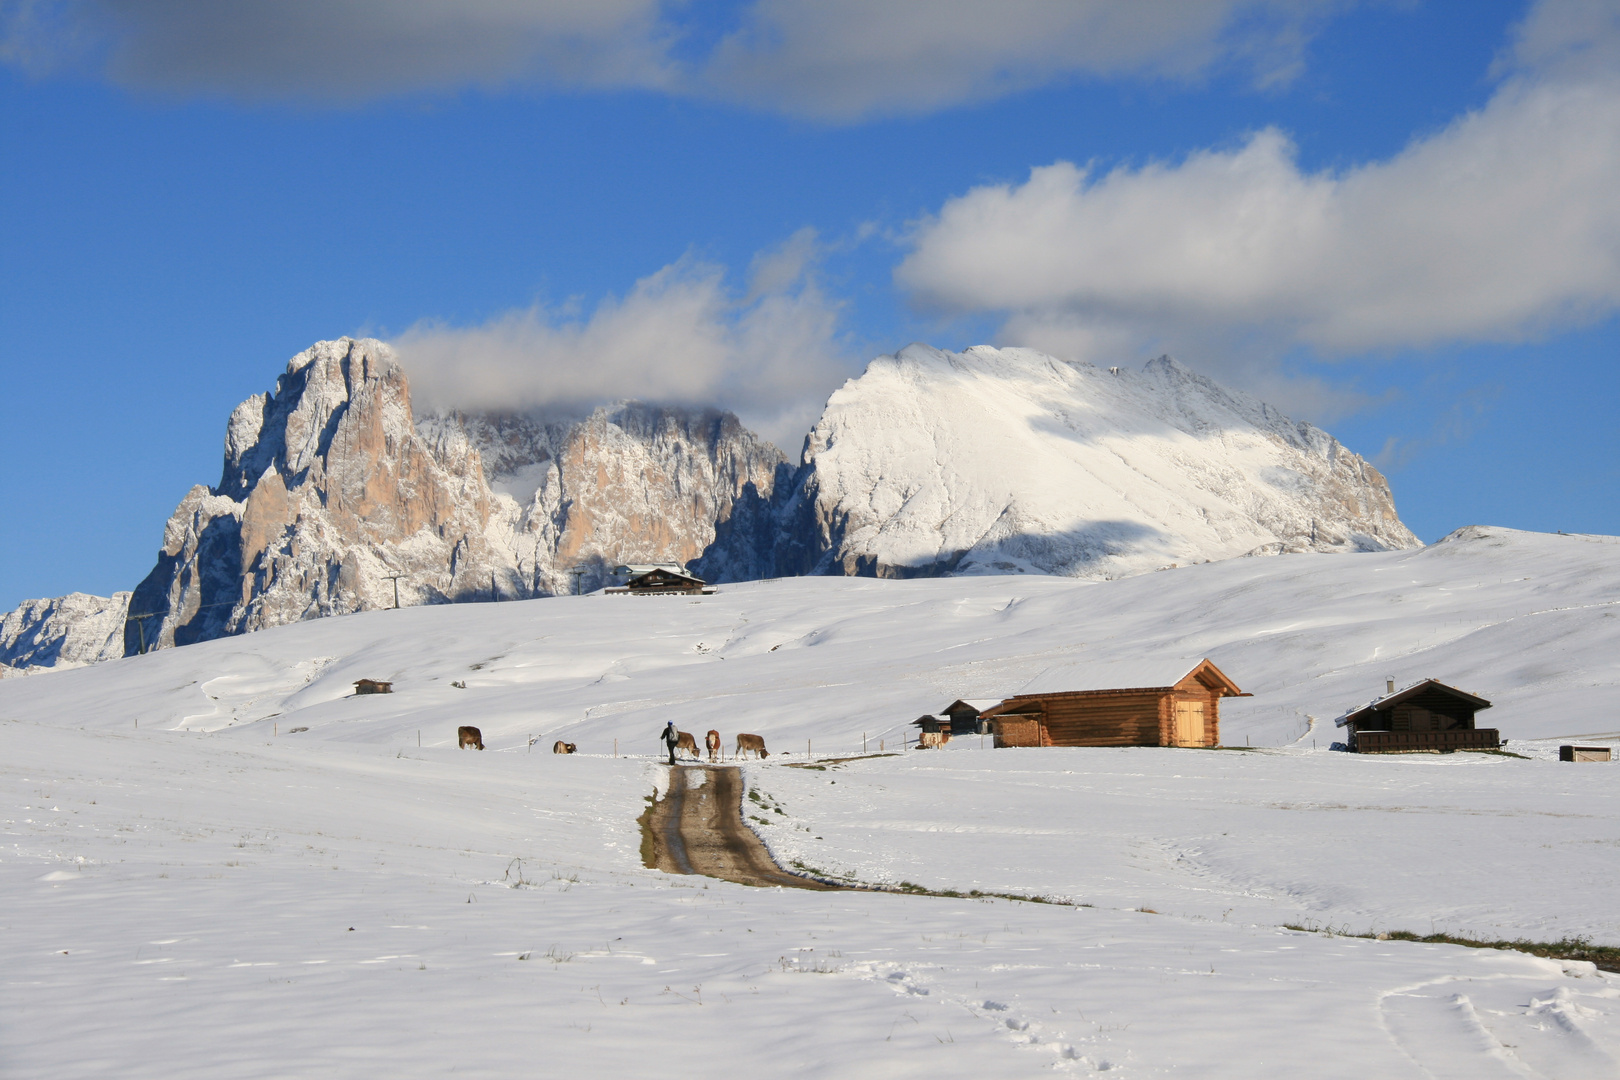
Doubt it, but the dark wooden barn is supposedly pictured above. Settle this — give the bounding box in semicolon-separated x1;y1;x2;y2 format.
980;659;1245;748
1335;679;1497;753
353;678;393;695
604;567;715;596
939;699;999;736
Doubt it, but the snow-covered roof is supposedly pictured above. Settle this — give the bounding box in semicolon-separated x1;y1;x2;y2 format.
613;563;687;576
1013;658;1238;696
1333;679;1492;727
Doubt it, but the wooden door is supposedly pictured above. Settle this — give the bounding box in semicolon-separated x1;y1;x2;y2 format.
1173;700;1205;747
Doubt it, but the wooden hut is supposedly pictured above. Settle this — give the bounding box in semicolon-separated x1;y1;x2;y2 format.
980;659;1244;748
604;567;714;596
939;699;1000;735
1335;680;1496;753
353;678;393;695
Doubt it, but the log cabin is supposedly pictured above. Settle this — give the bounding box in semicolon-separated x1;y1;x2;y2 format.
603;567;715;596
353;678;393;695
1335;679;1497;753
980;659;1244;748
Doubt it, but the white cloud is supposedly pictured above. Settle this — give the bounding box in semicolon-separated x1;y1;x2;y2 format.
4;0;1348;115
391;235;850;451
898;0;1620;373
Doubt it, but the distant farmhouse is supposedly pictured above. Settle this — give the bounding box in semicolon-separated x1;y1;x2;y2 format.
605;566;714;596
1335;679;1497;753
979;659;1246;748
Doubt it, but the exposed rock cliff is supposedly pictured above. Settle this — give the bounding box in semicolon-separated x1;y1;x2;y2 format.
696;345;1419;582
421;402;787;595
1;591;131;675
122;338;786;657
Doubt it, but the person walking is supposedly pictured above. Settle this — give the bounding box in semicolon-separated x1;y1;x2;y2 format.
661;721;680;766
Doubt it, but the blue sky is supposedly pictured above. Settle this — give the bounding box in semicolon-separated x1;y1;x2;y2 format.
2;0;1617;610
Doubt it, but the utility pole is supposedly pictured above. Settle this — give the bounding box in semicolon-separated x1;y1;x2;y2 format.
568;566;586;596
385;573;404;609
123;608;170;655
491;571;497;602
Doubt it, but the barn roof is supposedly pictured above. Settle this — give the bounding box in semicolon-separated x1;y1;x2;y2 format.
941;698;1000;714
1011;658;1242;697
1334;679;1492;727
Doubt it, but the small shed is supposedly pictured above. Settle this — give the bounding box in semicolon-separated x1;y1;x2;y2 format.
604;567;715;596
1335;679;1496;753
939;699;1000;736
354;678;393;695
1561;746;1612;762
980;659;1245;748
911;714;948;735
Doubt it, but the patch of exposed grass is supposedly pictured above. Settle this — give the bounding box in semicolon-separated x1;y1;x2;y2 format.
781;753;902;770
1286;922;1620;973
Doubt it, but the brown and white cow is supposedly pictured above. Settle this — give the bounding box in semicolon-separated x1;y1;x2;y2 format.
674;730;701;759
735;733;769;760
552;741;577;754
458;725;485;750
915;731;948;749
705;729;721;762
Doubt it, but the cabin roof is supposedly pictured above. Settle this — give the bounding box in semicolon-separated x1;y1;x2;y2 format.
1334;678;1492;727
941;698;1000;714
1011;657;1242;698
614;563;687;577
626;567;706;586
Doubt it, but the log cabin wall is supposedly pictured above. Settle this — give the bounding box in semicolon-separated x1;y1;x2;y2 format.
1384;688;1477;732
999;690;1167;746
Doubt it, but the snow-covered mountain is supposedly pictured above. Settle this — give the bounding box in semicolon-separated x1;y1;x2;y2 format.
699;345;1417;581
0;591;130;676
3;338;1418;670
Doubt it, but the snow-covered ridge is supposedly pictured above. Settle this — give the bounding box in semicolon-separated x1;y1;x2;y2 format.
702;344;1417;581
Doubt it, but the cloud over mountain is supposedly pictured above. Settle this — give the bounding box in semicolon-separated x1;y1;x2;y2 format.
897;0;1620;370
390;232;850;452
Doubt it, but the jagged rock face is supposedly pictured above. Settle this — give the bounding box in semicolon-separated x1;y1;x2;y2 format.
699;345;1419;582
1;592;131;675
425;402;789;595
122;338;787;658
127;338;512;655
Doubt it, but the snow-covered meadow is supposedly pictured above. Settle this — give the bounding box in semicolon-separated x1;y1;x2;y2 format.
4;526;1618;1077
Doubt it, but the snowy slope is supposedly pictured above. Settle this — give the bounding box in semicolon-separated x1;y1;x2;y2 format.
739;345;1417;581
4;525;1618;1077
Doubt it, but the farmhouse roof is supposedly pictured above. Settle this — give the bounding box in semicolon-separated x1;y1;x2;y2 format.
1333;678;1492;728
1012;658;1242;697
941;698;1000;714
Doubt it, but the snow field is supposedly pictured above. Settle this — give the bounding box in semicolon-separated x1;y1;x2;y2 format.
747;746;1620;944
4;525;1620;1075
5;720;1617;1079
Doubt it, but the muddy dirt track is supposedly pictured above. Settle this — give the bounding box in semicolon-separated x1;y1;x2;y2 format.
643;765;847;890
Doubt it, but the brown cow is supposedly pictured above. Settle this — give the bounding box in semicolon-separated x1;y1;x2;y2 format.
915;731;948;749
458;725;484;750
552;741;577;754
675;730;701;760
735;733;769;760
705;729;721;762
